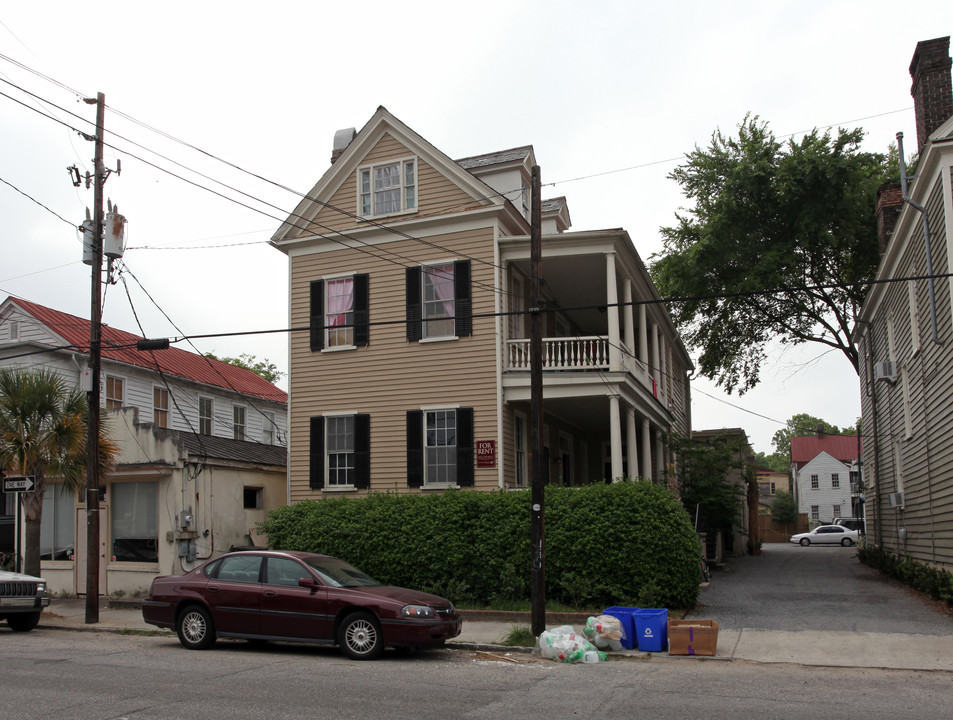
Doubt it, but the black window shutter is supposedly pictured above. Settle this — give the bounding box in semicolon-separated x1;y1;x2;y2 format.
309;416;325;490
353;274;370;347
354;413;371;489
406;410;424;487
456;407;474;487
309;280;325;351
405;267;422;342
454;260;472;337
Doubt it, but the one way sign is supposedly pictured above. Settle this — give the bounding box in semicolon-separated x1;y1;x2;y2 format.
2;475;36;493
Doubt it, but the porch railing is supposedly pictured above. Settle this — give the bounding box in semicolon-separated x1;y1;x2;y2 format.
506;337;609;371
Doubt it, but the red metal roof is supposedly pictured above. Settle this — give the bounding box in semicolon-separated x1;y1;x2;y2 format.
790;435;861;468
9;297;287;404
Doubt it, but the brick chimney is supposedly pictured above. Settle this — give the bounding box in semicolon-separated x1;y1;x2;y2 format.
875;182;903;253
910;36;952;156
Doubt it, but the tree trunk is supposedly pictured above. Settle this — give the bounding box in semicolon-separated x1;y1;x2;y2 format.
21;486;45;577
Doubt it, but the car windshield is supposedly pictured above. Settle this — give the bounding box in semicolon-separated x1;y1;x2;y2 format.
303;556;379;587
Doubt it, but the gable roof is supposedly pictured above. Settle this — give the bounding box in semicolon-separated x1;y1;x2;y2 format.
790;435;860;466
271;106;513;245
5;297;287;404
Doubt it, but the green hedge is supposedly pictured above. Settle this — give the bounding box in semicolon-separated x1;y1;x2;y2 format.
858;545;953;606
260;481;701;609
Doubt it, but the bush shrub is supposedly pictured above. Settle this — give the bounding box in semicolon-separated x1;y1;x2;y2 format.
260;481;701;610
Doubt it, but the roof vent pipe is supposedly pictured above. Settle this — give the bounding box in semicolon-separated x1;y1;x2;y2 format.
897;131;941;346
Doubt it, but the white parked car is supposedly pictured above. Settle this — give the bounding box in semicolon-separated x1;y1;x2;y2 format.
0;568;51;631
790;525;859;547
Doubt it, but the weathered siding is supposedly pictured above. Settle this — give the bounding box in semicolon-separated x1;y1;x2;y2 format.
864;169;953;569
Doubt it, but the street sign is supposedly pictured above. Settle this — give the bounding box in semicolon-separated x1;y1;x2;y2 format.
2;475;35;493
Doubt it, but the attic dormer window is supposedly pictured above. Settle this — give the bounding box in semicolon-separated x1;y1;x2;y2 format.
358;157;416;217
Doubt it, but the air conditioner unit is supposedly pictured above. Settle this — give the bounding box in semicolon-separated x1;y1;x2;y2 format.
874;360;897;383
887;492;905;508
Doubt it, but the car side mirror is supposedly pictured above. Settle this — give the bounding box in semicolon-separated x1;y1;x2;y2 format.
298;577;320;589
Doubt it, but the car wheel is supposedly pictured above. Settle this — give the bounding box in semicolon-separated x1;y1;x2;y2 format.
338;611;383;660
7;612;40;632
799;538;811;546
176;605;216;650
841;538;854;547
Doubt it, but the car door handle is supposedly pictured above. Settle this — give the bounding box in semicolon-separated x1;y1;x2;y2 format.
208;585;220;593
264;590;277;597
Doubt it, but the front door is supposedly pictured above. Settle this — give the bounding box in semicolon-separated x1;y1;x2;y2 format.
74;506;107;596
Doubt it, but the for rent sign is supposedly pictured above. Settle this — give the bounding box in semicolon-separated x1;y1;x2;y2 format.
476;440;496;469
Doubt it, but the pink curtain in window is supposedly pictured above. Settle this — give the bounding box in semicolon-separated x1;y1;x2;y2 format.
426;266;455;316
327;278;354;326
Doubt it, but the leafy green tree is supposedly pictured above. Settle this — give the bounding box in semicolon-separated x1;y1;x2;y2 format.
753;450;788;473
650;115;897;394
770;489;798;525
670;432;747;533
0;368;115;577
206;352;284;384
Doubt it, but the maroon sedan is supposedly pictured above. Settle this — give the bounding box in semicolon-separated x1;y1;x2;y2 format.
141;550;462;659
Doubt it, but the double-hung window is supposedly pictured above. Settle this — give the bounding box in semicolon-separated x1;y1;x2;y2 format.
105;375;124;409
309;414;370;490
810;474;819;490
233;405;246;441
309;275;369;351
514;412;527;488
199;397;213;435
831;473;840;488
153;387;169;428
405;261;472;341
359;158;416;217
262;410;276;445
406;408;474;488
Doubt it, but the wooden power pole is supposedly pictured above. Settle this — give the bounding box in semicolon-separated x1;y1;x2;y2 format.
529;165;545;636
84;92;105;624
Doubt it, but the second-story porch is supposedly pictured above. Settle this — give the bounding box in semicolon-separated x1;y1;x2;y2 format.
498;229;693;482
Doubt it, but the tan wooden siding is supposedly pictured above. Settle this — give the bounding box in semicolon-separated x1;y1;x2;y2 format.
302;133;483;236
287;227;499;501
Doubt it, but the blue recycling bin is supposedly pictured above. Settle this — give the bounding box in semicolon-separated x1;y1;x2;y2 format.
633;608;668;651
601;606;639;650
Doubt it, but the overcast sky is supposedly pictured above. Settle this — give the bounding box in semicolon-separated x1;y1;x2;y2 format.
1;2;947;454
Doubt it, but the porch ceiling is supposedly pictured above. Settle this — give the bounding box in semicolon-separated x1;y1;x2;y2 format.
511;255;609;334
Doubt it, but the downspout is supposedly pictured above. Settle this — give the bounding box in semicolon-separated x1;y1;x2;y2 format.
897;132;941;345
856;321;884;548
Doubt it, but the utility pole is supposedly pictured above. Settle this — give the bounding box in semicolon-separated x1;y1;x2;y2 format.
84;92;105;624
529;165;545;637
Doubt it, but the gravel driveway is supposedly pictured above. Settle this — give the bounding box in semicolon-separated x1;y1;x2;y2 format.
688;542;953;635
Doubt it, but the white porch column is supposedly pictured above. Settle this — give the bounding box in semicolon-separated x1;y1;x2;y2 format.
638;304;648;366
606;252;622;372
641;418;652;482
660;334;667;398
652;324;661;396
655;431;665;482
623;280;635;362
626;406;640;480
609;395;624;481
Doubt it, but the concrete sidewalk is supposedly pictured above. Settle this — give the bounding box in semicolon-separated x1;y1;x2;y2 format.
34;599;953;671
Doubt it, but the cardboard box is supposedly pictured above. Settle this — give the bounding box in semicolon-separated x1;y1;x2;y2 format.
667;619;719;656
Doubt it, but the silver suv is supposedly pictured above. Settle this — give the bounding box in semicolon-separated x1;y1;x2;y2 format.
0;569;51;631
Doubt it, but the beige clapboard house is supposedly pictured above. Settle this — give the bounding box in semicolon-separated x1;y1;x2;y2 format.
855;37;953;571
272;107;692;501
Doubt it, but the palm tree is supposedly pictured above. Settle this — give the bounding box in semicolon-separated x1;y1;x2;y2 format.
0;367;113;577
